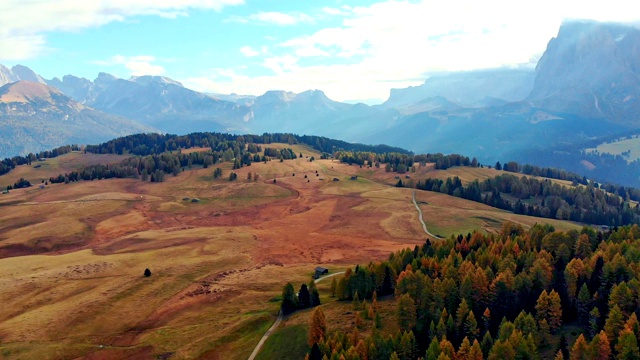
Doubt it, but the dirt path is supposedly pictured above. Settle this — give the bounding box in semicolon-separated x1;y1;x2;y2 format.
412;190;440;239
247;271;345;360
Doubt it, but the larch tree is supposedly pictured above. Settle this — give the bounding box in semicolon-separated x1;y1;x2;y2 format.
397;294;417;332
330;277;337;298
456;299;471;336
589;330;611;360
308;307;327;347
457;337;472;360
439;338;456;359
488;339;515;360
604;305;625;344
536;290;562;332
615;326;640;360
569;334;588;360
469;339;484;360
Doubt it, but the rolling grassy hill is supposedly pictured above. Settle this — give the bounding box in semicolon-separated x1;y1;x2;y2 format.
0;144;603;359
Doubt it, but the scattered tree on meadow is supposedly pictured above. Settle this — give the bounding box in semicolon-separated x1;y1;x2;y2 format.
298;284;311;309
308;306;326;347
281;282;297;315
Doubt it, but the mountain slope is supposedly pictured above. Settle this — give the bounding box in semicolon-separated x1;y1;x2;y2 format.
529;21;640;127
0;81;156;158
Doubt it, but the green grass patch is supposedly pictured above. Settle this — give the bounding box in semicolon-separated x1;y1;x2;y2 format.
255;323;309;360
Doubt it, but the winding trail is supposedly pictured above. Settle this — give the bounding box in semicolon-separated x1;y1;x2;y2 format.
248;271;346;360
412;190;440;239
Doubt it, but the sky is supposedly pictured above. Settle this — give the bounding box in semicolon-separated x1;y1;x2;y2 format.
1;0;639;104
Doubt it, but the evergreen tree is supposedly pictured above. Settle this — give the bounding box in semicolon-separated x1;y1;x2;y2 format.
330;277;337;298
465;310;480;342
213;167;223;179
299;284;311;309
309;343;322;360
556;333;569;360
589;307;601;338
481;332;494;359
309;281;321;307
398;331;417;360
576;284;592;324
281;283;298;315
425;337;440;360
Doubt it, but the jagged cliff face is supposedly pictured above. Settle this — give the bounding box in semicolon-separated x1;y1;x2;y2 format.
529;21;640;127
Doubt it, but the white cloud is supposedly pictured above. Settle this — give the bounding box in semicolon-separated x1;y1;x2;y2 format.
189;0;640;102
226;11;313;25
240;46;260;57
321;7;351;16
93;55;165;76
0;0;244;61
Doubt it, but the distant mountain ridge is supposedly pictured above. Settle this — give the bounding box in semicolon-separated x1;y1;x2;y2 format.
45;73;253;134
0;81;156;158
3;20;640;187
382;69;536;111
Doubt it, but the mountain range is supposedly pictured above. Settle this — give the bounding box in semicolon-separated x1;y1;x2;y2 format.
1;20;640;186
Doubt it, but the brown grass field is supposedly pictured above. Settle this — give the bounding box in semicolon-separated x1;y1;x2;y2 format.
0;146;585;359
0;152;129;189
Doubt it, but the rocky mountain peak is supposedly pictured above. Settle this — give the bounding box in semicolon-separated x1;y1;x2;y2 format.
529;20;640;126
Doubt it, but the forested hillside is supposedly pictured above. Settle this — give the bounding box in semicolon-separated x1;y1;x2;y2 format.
301;223;640;360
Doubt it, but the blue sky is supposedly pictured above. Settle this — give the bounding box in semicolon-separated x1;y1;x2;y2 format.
1;0;638;103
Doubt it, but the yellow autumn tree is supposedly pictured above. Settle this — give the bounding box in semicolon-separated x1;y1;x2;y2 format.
308;307;327;347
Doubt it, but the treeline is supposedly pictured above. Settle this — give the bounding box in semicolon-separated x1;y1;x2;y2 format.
47;143;304;184
0;145;79;177
307;223;640;360
517;147;640;189
281;282;321;315
415;174;640;226
264;147;297;160
496;160;640;203
84;132;412;157
334;152;473;171
6;178;32;190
